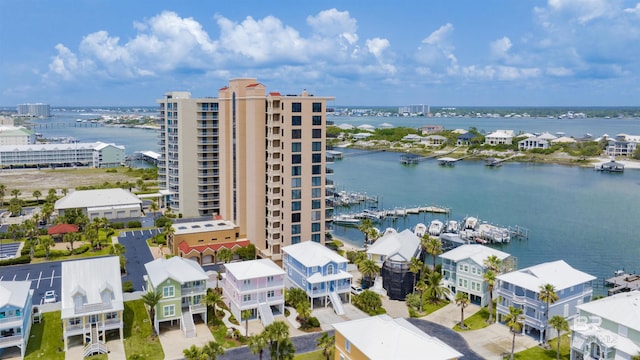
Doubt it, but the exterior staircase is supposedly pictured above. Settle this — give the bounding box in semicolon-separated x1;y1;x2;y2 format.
329;292;345;315
258;302;274;326
181;308;196;338
82;325;107;357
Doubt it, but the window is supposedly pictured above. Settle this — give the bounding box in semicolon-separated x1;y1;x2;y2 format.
312;210;321;221
292;166;302;176
312;115;322;125
312;142;322;151
312;200;321;209
291;190;301;199
163;286;175;298
291;178;302;188
311;234;321;242
292;236;301;244
291;201;301;211
292;154;301;164
163;305;175;317
312;129;322;138
292;116;302;126
464;265;469;272
312;165;321;174
267;290;275;298
291;213;301;223
312;188;321;198
292;224;301;234
267;275;274;283
312;153;322;163
292;102;302;112
292;129;302;139
346;339;351;352
292;142;301;152
312;222;321;232
312;176;321;186
243;279;251;286
312;102;322;112
243;294;252;302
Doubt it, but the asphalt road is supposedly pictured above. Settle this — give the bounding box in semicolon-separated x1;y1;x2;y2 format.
407;318;485;360
117;228;160;291
219;330;334;360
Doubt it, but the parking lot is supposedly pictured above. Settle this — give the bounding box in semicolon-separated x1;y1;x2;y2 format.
117;228;160;291
0;241;21;258
0;261;62;306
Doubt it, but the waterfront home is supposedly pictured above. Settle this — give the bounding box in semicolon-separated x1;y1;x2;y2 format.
282;241;352;315
485;130;515;145
401;134;423;142
143;256;208;337
439;244;512;306
456;132;478;146
61;256;124;354
366;228;421;300
606;134;640;157
221;259;285;326
419;124;444;135
168;218;250;265
352;132;373;140
0;281;34;359
496;260;596;342
54;188;142;220
421;135;448;146
333;314;463;360
570;290;640;360
518;136;551;150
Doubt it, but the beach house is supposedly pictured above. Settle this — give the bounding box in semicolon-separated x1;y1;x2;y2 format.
143;256;208;337
221;259;285;326
61;256;124;354
496;260;596;342
570;290;640;359
333;314;463;360
282;241;352;315
485;130;515;145
0;281;33;359
439;244;512;306
366;228;421;300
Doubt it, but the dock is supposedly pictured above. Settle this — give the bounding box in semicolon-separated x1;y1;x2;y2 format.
605;272;640;295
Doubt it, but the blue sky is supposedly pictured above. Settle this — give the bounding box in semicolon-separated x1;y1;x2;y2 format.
2;0;640;107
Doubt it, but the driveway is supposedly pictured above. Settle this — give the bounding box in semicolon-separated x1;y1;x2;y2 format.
219;331;334;360
117;228;159;291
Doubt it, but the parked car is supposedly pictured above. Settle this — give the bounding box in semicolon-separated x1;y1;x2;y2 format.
43;290;57;304
350;285;363;295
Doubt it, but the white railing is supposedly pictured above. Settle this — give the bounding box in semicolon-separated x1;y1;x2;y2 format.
181;309;196;338
83;342;108;357
0;316;22;325
0;334;22;346
329;292;344;315
258;302;275;327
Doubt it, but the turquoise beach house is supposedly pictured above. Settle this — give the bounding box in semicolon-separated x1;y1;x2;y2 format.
0;281;33;359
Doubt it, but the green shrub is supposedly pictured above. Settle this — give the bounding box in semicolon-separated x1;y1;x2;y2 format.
126;221;142;228
34;249;70;258
0;255;31;266
153;236;166;245
111;222;124;229
20;243;31;256
122;280;134;293
234;244;256;260
72;244;90;255
306;316;320;328
154;216;172;228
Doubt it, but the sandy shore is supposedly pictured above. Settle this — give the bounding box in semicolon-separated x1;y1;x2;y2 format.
333;235;366;252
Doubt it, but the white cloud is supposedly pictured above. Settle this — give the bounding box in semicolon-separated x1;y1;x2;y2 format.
415;23;458;76
48;44;80;80
307;8;358;45
366;38;389;58
547;0;618;23
490;37;512;59
624;3;640;14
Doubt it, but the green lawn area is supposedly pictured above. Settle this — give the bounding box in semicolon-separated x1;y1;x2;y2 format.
453;307;494;331
421;300;449;315
508;334;570;360
25;311;64;360
123;300;164;359
295;350;327;360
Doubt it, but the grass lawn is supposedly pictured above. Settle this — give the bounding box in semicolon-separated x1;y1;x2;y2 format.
25;311;64;360
508;334;570;360
453;307;494;331
420;300;449;315
123;300;164;359
295;350;327;360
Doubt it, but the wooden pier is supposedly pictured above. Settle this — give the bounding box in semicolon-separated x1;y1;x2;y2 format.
27;122;103;129
605;272;640;295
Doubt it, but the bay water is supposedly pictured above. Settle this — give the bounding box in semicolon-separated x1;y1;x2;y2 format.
30;111;640;292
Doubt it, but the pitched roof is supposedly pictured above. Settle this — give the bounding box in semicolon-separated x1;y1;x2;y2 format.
366;229;421;262
47;223;79;235
332;315;462;360
55;188;141;210
576;290;640;332
497;260;596;292
224;259;285;281
144;256;208;288
282;241;348;267
0;281;32;308
439;244;510;266
177;239;250;255
61;256;124;319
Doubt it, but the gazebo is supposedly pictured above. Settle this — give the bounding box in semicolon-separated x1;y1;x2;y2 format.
47;224;79;240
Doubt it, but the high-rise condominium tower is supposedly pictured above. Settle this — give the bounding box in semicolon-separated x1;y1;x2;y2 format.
157;78;334;260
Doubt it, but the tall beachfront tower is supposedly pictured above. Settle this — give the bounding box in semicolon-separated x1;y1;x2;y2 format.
157;78;334;260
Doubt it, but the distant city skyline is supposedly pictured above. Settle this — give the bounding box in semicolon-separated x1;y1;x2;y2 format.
2;1;640;107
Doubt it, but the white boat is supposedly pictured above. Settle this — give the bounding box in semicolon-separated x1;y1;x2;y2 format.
428;219;444;236
477;223;511;243
463;217;478;230
332;215;360;227
445;220;459;233
361;209;384;221
414;223;427;237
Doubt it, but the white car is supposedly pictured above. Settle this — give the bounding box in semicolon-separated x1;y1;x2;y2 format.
43;291;57;304
350;285;364;295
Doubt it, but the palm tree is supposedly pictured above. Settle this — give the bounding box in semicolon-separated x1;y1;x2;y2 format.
409;257;423;291
316;332;335;360
0;184;6;206
217;248;233;263
358;218;375;245
204;289;223;324
149;201;159;219
141;290;163;335
415;278;427;312
264;321;290;360
296;300;312;328
32;190;42;203
10;189;21;200
484;255;503;272
455;292;470;329
63;232;80;251
483;269;497;323
538;283;559;343
632;353;640;360
40;237;54;259
422;234;442;270
549;315;569;360
357;258;380;289
423;270;450;304
504;306;524;360
202;341;225;359
182;345;202;360
241;309;252;336
248;333;268;360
